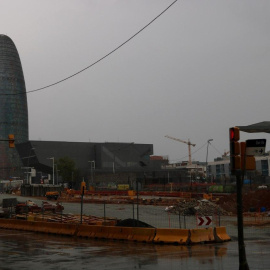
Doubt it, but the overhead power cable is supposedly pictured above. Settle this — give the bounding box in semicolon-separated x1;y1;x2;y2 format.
170;142;208;163
2;0;178;96
209;142;223;156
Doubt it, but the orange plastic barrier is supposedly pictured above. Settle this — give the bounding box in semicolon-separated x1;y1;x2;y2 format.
153;228;190;245
45;222;61;234
77;225;125;239
106;226;132;240
93;225;111;239
28;221;76;235
189;227;215;244
77;224;97;238
0;218;230;245
0;219;38;232
129;227;156;243
214;227;231;242
0;218;18;229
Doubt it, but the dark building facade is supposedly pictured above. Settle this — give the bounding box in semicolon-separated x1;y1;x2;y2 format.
0;35;28;178
16;140;153;188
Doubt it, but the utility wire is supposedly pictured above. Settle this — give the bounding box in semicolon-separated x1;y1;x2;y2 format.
209;142;223;156
2;0;178;96
170;142;208;163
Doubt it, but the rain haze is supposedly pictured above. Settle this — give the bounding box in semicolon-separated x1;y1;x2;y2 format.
1;0;270;164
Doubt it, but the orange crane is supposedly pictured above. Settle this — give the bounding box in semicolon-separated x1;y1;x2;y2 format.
165;135;196;165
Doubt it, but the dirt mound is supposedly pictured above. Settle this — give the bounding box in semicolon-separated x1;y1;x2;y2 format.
217;190;270;214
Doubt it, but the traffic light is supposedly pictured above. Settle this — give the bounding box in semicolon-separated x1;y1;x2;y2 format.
229;127;241;173
81;181;86;195
241;141;256;170
8;134;15;148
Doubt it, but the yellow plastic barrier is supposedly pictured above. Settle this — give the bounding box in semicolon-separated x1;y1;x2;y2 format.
189;227;215;244
0;219;230;245
77;224;97;238
129;227;156;243
93;225;110;239
33;221;63;234
47;222;67;234
58;223;77;236
77;225;110;239
29;221;44;233
0;218;16;229
22;220;35;231
107;227;133;240
0;219;34;231
214;227;231;242
153;228;190;245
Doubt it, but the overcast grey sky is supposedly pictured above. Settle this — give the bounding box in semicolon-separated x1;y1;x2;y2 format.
1;0;270;163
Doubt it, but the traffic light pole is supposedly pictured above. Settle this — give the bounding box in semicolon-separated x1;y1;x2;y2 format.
236;169;249;270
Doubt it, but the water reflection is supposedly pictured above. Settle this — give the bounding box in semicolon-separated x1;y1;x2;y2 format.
0;229;229;270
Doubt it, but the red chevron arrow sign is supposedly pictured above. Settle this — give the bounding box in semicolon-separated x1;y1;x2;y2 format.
197;216;212;226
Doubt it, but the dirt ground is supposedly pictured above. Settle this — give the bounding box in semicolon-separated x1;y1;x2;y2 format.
216;189;270;214
39;189;270;216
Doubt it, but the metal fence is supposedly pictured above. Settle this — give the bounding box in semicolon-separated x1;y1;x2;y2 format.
2;193;270;242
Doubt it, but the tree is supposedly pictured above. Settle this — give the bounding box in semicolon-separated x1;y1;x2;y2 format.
56;157;80;187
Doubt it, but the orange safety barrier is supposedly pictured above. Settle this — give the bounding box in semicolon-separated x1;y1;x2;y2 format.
153;228;190;245
46;222;67;234
21;220;35;231
107;226;133;240
214;227;231;242
28;221;77;235
0;218;17;229
129;227;156;243
57;223;77;236
77;224;97;238
77;225;110;239
92;225;110;239
0;219;230;245
0;219;34;231
189;227;215;244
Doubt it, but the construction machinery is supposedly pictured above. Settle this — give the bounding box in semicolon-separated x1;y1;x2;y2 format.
165;135;196;165
45;191;60;200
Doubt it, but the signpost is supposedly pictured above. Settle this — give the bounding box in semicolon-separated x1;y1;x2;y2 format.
197;216;212;226
245;139;266;156
234;122;270;270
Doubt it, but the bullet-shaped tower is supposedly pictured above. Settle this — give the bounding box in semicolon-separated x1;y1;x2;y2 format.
0;35;28;178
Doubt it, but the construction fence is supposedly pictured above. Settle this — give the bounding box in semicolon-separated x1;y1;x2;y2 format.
5;198;267;241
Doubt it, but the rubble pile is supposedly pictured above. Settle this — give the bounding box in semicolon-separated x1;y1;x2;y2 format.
166;199;230;216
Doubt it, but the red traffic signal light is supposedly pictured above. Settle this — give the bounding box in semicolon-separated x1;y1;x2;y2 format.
230;127;240;142
8;134;15;148
229;127;240;173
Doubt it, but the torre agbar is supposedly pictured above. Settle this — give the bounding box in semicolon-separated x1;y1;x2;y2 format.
0;35;28;179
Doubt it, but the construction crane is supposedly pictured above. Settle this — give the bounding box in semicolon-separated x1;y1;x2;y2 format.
222;150;230;158
165;135;196;165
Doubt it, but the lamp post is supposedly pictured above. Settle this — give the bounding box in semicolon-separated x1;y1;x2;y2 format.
206;139;213;181
21;148;35;184
48;157;55;185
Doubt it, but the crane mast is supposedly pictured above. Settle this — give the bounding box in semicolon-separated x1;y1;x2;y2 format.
165;135;196;165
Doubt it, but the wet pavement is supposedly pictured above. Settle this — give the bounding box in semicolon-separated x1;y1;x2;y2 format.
0;229;270;270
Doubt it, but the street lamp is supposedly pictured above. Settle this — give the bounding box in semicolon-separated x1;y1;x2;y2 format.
47;157;55;185
206;139;213;181
21;148;35;184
